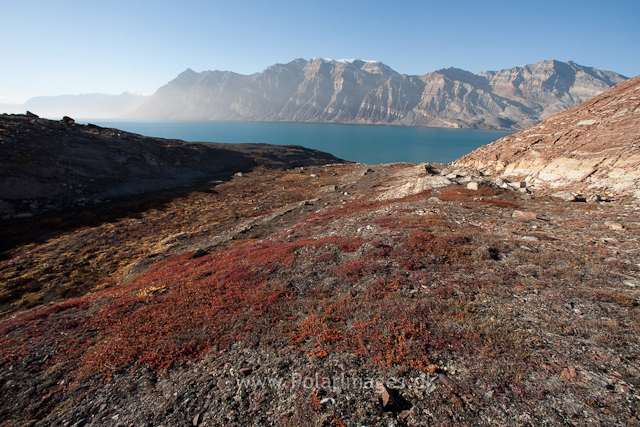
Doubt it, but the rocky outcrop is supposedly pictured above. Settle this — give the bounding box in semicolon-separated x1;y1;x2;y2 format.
454;75;640;199
0;113;343;216
128;59;626;130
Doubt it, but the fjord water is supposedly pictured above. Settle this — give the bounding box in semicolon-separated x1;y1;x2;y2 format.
85;120;511;164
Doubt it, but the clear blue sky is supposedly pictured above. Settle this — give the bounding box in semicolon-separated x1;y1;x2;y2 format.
1;0;638;103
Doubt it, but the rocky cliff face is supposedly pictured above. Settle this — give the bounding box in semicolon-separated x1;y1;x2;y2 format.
128;59;627;129
454;75;640;199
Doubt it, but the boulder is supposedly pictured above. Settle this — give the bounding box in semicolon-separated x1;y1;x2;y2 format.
375;382;403;412
513;210;538;220
551;191;575;202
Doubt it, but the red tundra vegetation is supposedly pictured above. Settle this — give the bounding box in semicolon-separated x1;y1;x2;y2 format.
0;163;639;426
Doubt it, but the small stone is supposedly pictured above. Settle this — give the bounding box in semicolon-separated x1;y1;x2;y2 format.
618;385;630;393
310;174;319;178
513;210;538;220
427;197;442;203
438;373;457;389
319;397;336;406
193;413;203;426
521;194;532;200
238;367;253;376
233;172;244;177
399;409;412;420
551;191;575;202
561;369;571;381
569;366;577;378
521;236;539;242
605;222;624;230
518;181;527;188
467;182;479;191
375;381;402;412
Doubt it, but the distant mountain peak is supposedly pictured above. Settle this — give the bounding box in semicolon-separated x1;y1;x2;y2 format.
316;58;382;64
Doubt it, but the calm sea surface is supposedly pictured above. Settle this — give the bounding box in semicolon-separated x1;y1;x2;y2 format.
82;120;511;165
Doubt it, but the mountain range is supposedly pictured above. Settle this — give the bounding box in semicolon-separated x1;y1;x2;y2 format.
127;58;627;129
0;60;627;129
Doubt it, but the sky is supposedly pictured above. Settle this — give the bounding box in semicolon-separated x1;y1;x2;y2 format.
1;0;639;103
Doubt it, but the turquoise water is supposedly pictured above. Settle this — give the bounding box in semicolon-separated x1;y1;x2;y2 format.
83;120;511;165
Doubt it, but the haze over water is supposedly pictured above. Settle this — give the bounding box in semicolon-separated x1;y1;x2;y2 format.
84;120;512;165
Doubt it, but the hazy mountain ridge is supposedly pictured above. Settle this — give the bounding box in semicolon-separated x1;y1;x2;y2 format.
0;92;150;119
128;59;628;129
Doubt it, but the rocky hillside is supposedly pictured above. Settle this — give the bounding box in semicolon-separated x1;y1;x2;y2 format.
128;59;626;129
0;113;342;219
454;75;640;199
1;160;638;426
1;107;639;426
